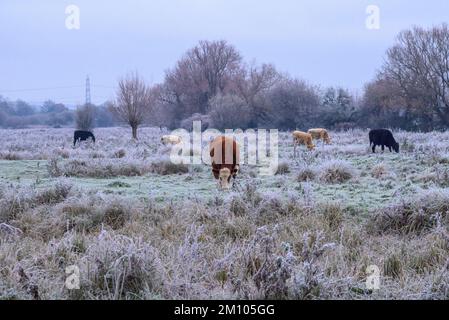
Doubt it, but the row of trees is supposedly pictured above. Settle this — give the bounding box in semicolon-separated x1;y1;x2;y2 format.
0;99;74;128
0;98;118;129
361;24;449;131
3;24;449;136
108;40;360;139
112;24;449;139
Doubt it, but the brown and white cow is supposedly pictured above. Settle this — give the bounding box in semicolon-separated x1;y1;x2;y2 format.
209;136;240;190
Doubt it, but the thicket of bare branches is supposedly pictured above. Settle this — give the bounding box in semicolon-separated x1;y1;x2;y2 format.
163;40;243;120
75;104;95;131
365;23;449;130
208;94;251;129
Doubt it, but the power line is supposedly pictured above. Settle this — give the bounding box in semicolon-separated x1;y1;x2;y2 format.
0;84;115;93
0;85;84;93
0;79;115;105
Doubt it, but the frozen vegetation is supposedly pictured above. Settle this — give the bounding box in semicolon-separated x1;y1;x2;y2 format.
0;127;449;299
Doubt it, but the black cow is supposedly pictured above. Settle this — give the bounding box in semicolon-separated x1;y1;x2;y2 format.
369;129;399;153
73;130;95;146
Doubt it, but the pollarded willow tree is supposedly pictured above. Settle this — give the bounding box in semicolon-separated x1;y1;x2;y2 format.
382;23;449;128
110;72;154;140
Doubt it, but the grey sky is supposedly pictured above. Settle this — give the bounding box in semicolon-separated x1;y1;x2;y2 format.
1;0;448;106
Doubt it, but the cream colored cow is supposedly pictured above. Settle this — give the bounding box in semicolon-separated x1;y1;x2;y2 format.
292;131;315;156
308;128;331;144
161;135;182;145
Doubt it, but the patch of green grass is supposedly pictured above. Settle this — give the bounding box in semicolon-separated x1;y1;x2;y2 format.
0;143;439;211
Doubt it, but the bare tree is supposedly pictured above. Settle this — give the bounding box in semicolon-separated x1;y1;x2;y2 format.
75;104;95;131
236;63;280;104
235;62;281;126
266;78;320;130
208;94;251;129
163;40;243;118
382;24;449;127
110;72;153;139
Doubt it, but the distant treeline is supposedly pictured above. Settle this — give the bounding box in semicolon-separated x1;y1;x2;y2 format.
2;24;449;132
0;98;118;129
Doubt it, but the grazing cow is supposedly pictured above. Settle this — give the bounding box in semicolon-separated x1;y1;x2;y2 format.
209;136;240;190
73;130;95;147
161;135;182;145
369;129;399;153
292;131;315;156
308;128;331;144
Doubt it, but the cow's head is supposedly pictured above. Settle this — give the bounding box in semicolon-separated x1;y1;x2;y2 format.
218;168;232;190
393;142;400;153
232;164;240;178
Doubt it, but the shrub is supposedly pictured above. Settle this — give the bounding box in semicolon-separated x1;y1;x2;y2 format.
60;196;132;232
150;159;189;175
316;202;344;231
107;181;131;188
0;182;72;222
208;94;251;129
296;166;316;182
383;253;403;279
55;159;148;178
318;160;356;184
369;189;449;235
257;194;288;222
113;149;126;158
228;226;294;299
55;148;70;159
229;196;248;216
288;231;335;299
0;152;22;160
79;231;166;299
47;157;62;177
427;270;449;299
34;180;72;205
371;163;389;179
103;201;132;229
75;104;95;131
275;162;290;175
180;113;212;131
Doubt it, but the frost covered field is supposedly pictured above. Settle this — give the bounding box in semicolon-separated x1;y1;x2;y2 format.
1;127;449;299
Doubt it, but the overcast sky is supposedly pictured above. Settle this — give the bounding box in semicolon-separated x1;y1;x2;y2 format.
1;0;448;106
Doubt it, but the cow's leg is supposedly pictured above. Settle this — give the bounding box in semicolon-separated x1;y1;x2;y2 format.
372;144;376;153
388;146;392;152
381;145;385;152
232;178;241;191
